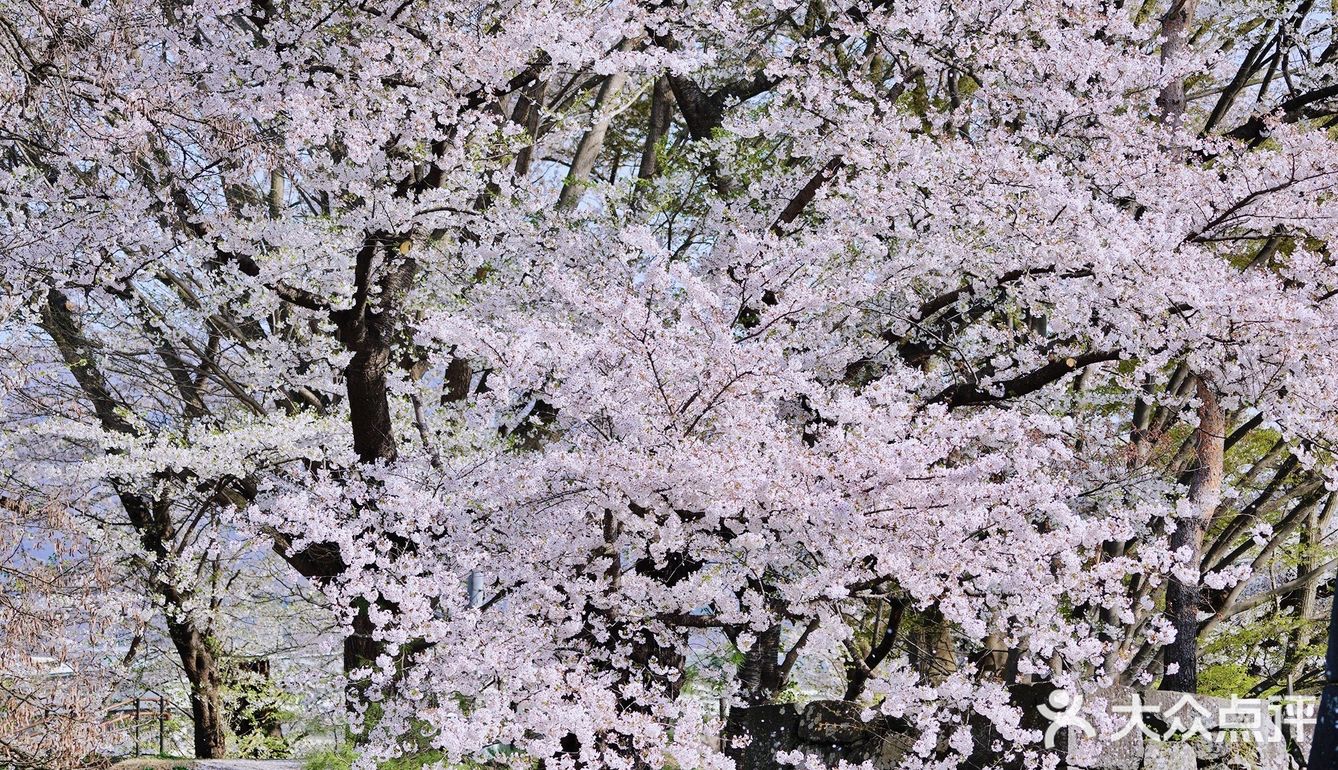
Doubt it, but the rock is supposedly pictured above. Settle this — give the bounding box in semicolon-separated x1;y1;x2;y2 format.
1066;721;1143;770
1140;741;1196;770
799;700;871;745
722;703;799;770
724;700;918;768
875;731;915;767
1193;738;1260;769
797;700;913;765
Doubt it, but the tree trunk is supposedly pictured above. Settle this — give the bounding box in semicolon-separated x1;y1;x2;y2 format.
558;40;634;210
1310;572;1338;767
737;626;783;706
344;597;384;678
1155;0;1201;123
724;627;787;770
1274;497;1330;692
637;76;673;180
330;242;414;682
1160;377;1224;693
166;618;227;758
909;608;959;686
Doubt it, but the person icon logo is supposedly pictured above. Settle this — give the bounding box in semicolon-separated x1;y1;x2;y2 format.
1037;688;1096;749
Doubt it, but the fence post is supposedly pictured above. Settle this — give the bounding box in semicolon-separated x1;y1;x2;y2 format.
158;696;165;756
134;697;141;755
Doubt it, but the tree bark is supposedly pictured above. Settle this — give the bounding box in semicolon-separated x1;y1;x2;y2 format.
1156;0;1200;124
1310;570;1338;767
558;40;634;210
166;618;228;758
1160;377;1224;693
1270;495;1331;694
637;76;673;180
843;598;906;701
738;626;784;706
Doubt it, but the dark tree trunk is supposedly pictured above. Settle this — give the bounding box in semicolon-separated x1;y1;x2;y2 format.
724;626;791;770
324;242;413;683
343;337;398;466
843;598;906;702
344;597;384;677
166;618;227;758
1310;574;1338;768
637;76;673;180
1160;517;1208;692
338;310;397;690
1160;378;1224;693
738;626;784;706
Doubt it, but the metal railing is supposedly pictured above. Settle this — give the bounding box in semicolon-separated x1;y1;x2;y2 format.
105;693;192;757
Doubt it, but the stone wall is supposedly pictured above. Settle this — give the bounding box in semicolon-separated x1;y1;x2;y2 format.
723;700;912;769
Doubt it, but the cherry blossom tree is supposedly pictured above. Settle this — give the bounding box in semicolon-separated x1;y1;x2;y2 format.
0;283;340;755
4;0;1338;768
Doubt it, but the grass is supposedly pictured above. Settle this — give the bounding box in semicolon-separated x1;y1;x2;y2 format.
303;747;474;770
303;747;356;770
107;760;192;770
